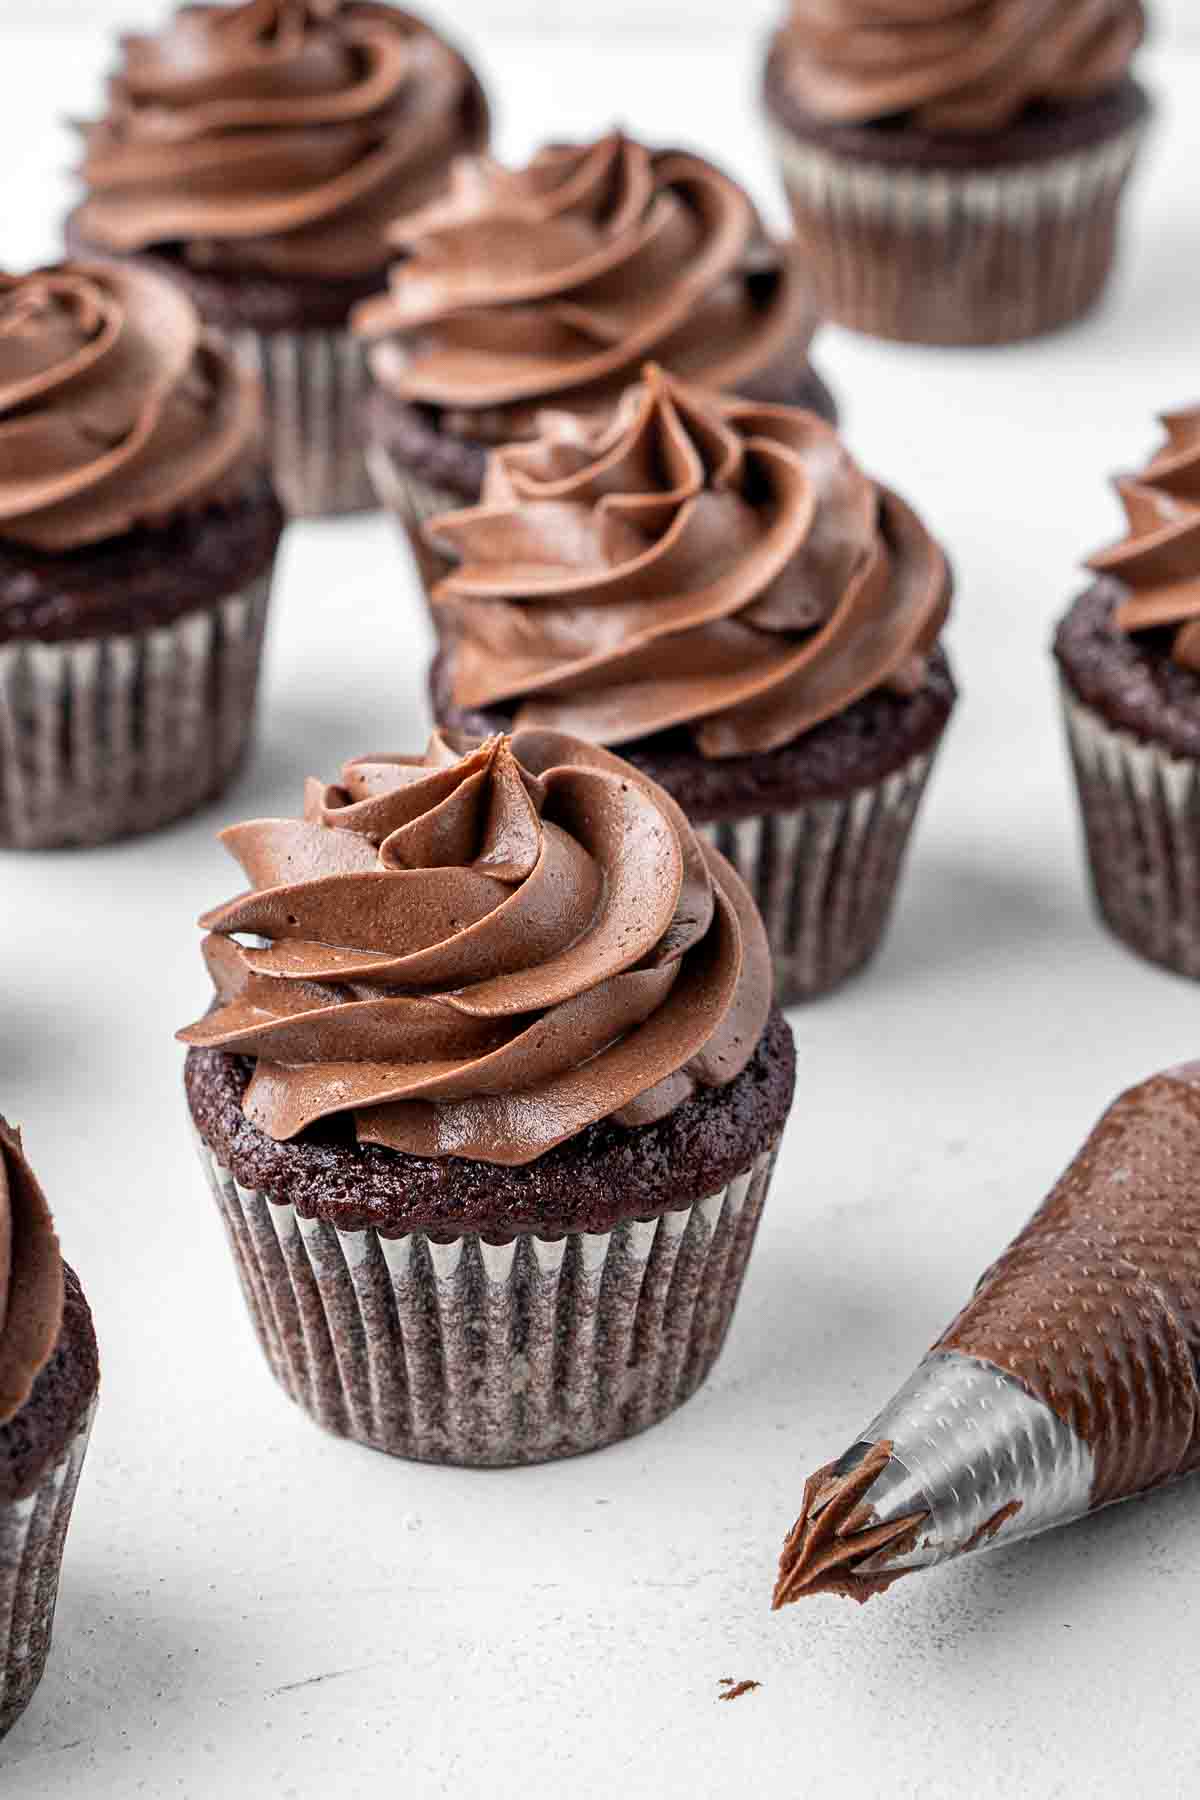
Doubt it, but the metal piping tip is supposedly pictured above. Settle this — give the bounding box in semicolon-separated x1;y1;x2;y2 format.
772;1439;930;1609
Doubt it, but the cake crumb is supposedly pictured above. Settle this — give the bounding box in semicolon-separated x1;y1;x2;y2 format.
718;1678;761;1702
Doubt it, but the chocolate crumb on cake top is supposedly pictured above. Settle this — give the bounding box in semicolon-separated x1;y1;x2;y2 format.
180;728;775;1167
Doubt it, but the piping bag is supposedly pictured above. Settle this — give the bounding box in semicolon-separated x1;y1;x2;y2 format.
774;1064;1200;1606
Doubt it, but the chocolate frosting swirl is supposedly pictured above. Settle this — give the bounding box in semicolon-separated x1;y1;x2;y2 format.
178;729;772;1165
1086;408;1200;671
773;0;1144;133
74;1;488;279
0;1121;64;1427
354;132;816;439
0;260;262;552
428;369;950;758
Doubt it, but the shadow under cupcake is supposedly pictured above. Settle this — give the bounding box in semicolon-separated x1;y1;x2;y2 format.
180;729;794;1467
427;368;956;1003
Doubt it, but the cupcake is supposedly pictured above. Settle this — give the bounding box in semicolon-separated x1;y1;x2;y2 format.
428;368;955;1002
0;260;283;849
179;728;794;1466
0;1121;99;1741
352;130;836;590
1056;406;1200;978
67;0;489;518
764;0;1151;345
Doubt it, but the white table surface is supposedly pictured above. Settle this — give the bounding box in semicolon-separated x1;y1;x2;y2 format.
4;23;1200;1800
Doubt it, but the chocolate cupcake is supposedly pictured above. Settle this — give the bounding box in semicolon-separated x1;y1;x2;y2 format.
1056;406;1200;979
67;0;488;518
428;369;955;1002
0;1122;99;1741
764;0;1151;345
179;728;794;1466
353;130;836;587
0;260;283;849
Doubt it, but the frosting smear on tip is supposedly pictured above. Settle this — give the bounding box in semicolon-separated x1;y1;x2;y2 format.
772;1441;928;1608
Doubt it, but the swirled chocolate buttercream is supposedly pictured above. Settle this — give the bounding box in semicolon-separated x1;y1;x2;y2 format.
1087;407;1200;672
178;729;773;1165
0;1122;64;1426
773;0;1144;133
0;260;261;552
428;368;950;758
73;0;488;278
354;131;816;440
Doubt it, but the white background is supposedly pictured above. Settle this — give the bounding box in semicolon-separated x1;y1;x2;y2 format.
9;0;1200;42
4;8;1200;1800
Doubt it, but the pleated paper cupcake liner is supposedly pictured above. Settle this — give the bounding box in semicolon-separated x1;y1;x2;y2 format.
365;441;467;608
1062;682;1200;979
0;1403;94;1742
701;745;936;1003
771;121;1147;345
230;328;376;520
0;571;272;849
195;1136;779;1467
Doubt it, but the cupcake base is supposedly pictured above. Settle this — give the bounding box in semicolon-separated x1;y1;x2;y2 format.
0;1268;99;1742
764;61;1151;346
431;646;957;1002
1056;580;1200;980
184;1009;794;1466
0;487;281;849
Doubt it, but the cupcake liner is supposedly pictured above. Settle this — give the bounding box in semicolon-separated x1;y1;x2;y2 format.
771;121;1147;345
1061;682;1200;979
0;571;272;849
365;441;467;603
194;1134;779;1467
0;1402;94;1742
701;745;937;1003
231;328;375;520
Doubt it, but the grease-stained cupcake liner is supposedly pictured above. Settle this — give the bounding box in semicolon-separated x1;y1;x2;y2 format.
365;441;466;607
195;1136;779;1467
771;121;1147;345
231;328;375;520
0;1403;94;1742
0;571;272;849
1062;682;1200;980
701;745;937;1003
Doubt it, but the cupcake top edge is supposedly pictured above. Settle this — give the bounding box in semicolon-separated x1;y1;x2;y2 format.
72;0;490;280
1086;405;1200;671
353;129;817;434
0;1118;65;1427
0;258;267;553
427;365;951;759
770;0;1146;135
178;727;775;1167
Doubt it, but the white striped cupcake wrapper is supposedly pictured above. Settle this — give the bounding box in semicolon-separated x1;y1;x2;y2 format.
701;746;936;1003
365;441;468;612
196;1137;779;1467
0;1401;95;1742
1062;682;1200;980
231;328;376;520
772;120;1147;345
0;572;272;849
